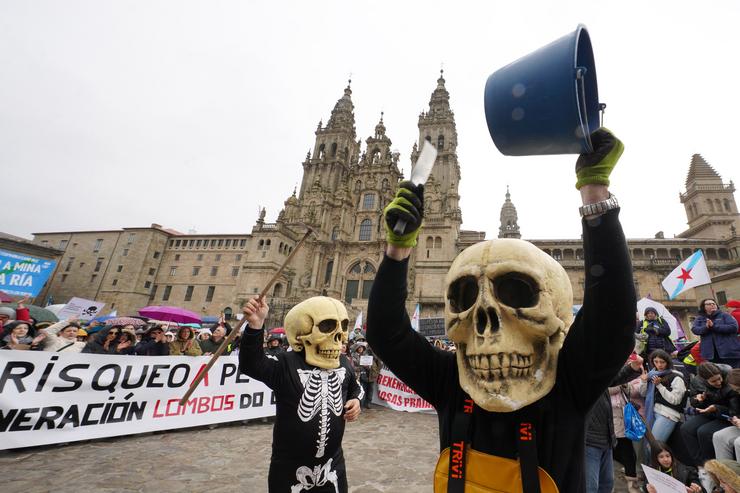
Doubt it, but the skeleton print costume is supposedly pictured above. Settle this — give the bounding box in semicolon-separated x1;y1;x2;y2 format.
367;209;636;492
240;325;362;492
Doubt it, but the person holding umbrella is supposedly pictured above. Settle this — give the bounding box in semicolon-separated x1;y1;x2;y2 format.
636;307;676;362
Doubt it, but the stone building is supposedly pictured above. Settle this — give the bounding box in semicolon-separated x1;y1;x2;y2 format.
32;74;740;331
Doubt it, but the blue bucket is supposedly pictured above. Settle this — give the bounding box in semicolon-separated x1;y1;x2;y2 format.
484;25;601;156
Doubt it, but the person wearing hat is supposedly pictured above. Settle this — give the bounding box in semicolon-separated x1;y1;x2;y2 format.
265;332;284;358
169;326;202;356
134;326;169;356
38;318;85;353
636;307;676;363
199;325;232;356
76;328;88;343
705;459;740;493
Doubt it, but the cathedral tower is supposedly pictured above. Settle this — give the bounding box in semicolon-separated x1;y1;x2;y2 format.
498;187;522;239
679;154;739;239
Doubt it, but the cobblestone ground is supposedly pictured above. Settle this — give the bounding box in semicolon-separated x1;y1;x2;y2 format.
1;407;630;492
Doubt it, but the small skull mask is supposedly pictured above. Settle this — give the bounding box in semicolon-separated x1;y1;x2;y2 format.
445;239;573;412
285;296;349;369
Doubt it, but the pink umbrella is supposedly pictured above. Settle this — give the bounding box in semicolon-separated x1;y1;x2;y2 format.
105;317;147;327
270;327;286;334
138;306;202;324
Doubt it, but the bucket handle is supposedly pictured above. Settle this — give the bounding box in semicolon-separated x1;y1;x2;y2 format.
575;67;592;152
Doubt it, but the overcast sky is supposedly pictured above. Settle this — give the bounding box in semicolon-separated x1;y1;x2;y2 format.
2;1;739;241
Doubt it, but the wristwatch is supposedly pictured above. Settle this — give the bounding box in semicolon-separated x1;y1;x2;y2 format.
579;194;619;218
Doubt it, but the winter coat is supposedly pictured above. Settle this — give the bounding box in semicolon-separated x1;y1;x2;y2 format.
199;336;231;355
169;328;202;356
134;337;169;356
40;320;85;353
635;317;676;354
689;373;740;418
585;364;642;449
0;321;39;350
691;310;740;360
609;385;628;438
110;329;137;355
81;327;118;354
639;370;687;422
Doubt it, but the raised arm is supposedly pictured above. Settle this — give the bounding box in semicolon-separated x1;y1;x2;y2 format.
367;181;456;408
238;297;284;390
559;129;637;412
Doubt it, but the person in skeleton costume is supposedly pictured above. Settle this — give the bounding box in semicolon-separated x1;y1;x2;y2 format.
239;296;364;493
367;129;636;492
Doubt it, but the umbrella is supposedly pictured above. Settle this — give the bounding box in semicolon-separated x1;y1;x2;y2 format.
202;315;219;324
138;305;201;324
0;291;14;303
270;327;285;334
0;303;59;323
637;297;681;340
104;317;147;327
44;304;67;317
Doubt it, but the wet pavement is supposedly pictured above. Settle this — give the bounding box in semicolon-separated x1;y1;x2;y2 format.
1;406;630;492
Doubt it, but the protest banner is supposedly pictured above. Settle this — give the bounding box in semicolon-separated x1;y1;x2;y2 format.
372;364;435;413
57;297;106;321
359;355;374;366
0;249;57;298
0;351;276;450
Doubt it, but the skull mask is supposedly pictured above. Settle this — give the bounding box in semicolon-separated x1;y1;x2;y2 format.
445;239;573;412
285;296;349;369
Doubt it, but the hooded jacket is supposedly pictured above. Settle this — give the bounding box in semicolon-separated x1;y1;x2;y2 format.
585;364;642;449
169;327;202;356
81;327;119;354
0;320;38;349
134;327;169;356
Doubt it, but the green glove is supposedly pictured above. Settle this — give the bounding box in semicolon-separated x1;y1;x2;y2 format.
383;181;424;248
575;128;624;189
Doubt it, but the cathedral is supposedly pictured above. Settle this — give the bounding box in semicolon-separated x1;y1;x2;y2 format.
30;74;740;333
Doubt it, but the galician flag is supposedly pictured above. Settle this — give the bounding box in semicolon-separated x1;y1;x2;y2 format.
411;303;420;331
354;310;363;331
661;250;712;300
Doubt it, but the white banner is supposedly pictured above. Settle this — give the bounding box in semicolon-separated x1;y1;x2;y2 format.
0;351;276;450
372;365;435;413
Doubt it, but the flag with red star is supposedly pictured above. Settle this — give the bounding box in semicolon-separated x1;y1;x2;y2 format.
661;250;712;300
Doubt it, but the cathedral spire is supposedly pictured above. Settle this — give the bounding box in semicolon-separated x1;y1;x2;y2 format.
326;79;356;132
498;186;521;239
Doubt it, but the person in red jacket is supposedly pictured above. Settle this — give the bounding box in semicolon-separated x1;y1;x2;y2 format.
0;295;32;339
727;300;740;331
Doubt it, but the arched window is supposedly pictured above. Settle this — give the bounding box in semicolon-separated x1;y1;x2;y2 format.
434;236;442;249
223;307;233;320
324;260;334;286
426;236;434;249
437;134;444;150
330;143;337;157
258;239;264;250
273;283;283;298
359;219;372;241
382;178;390;192
265;239;271;248
344;261;376;303
331;226;339;241
362;193;375;210
425;136;432;143
318;144;325;160
724;199;732;212
354;180;362;192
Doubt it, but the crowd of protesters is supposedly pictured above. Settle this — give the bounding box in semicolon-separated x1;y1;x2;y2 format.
593;297;740;492
3;295;740;490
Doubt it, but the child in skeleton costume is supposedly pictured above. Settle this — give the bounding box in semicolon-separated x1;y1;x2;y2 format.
367;129;636;492
239;296;363;493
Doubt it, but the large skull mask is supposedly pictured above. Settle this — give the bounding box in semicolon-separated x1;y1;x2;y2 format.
445;239;573;412
285;296;349;369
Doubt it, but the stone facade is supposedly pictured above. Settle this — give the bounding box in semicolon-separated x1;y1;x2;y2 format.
31;74;740;331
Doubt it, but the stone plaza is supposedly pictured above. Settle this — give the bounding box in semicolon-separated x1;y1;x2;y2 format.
1;406;632;492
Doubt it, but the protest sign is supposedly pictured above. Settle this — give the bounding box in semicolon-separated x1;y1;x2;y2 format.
0;351;276;450
0;249;57;298
57;297;106;321
372;365;435;413
359;355;373;366
642;464;690;493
